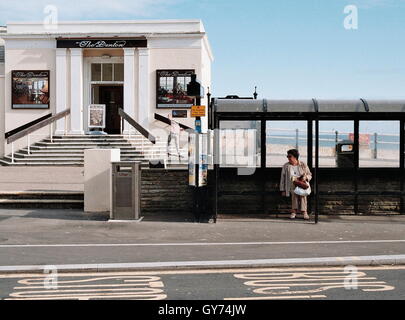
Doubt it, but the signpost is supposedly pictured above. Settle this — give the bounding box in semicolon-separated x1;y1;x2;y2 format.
187;77;210;222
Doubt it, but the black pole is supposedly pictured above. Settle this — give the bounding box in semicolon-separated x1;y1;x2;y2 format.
307;119;313;215
261;117;266;214
214;112;220;222
400;120;405;214
315;118;319;224
354;119;359;215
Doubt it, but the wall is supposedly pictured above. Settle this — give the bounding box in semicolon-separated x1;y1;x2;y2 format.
140;169;403;216
141;169;194;215
4;39;56;155
149;47;203;132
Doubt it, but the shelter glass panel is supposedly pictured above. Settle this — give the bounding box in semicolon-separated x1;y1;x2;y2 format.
266;121;308;167
359;121;400;168
315;121;354;168
219;121;261;168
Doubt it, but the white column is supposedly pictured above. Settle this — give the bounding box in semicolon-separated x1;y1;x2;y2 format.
123;48;136;134
55;48;68;135
138;48;150;130
70;48;84;134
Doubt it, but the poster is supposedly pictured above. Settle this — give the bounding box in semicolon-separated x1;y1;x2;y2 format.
88;104;106;128
12;70;50;109
188;133;196;186
157;70;195;108
198;134;208;187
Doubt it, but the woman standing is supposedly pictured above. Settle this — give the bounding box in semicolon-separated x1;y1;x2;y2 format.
280;149;312;220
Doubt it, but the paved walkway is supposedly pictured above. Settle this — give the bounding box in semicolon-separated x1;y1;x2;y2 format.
0;167;83;192
0;209;405;270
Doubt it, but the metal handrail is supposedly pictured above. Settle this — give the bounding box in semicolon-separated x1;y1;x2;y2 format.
154;113;195;132
7;109;70;144
5;113;52;139
118;108;156;144
6;109;70;164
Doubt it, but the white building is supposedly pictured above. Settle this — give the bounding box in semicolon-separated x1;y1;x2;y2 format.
0;20;213;157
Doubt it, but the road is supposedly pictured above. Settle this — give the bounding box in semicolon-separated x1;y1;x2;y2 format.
1;266;404;300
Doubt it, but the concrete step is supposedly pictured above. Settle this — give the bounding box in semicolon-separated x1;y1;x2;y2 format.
0;191;84;208
53;135;127;138
35;142;133;147
43;138;130;143
0;191;83;200
29;146;137;150
19;149;144;156
4;156;84;162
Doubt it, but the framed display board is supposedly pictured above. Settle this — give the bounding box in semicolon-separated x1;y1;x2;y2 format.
12;70;50;109
156;70;195;109
88;104;106;129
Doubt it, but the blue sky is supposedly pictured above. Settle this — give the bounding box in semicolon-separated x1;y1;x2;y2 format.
1;0;405;100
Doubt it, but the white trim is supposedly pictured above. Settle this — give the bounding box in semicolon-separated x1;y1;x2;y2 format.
138;47;149;129
1;255;405;272
6;19;205;35
7;19;203;25
55;48;68;134
123;48;136;128
1;239;405;248
70;48;84;134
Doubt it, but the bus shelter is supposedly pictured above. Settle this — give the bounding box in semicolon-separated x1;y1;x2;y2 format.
208;98;405;223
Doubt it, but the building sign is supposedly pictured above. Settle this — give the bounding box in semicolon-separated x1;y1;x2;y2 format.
88;104;106;129
12;70;50;109
191;105;206;117
157;70;195;109
172;110;188;118
56;39;147;48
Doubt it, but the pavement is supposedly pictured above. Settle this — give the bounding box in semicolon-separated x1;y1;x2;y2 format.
1;208;405;272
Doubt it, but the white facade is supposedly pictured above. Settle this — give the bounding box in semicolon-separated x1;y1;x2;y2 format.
0;20;213;156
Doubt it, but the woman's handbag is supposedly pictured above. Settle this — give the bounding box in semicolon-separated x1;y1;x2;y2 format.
294;179;309;190
294;184;311;196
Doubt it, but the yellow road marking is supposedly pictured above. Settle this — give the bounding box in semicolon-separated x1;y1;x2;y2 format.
225;295;327;300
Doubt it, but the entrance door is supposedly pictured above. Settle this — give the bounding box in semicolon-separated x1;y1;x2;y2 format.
99;86;123;134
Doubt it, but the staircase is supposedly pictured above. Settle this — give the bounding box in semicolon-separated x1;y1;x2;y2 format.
0;134;188;167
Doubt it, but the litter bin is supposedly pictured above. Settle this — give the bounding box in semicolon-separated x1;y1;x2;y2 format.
336;140;354;168
111;161;141;220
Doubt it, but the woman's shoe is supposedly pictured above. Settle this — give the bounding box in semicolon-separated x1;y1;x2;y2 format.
290;212;296;219
303;212;310;220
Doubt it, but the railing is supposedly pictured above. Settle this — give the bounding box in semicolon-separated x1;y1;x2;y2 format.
118;108;156;144
154;113;195;132
6;109;70;163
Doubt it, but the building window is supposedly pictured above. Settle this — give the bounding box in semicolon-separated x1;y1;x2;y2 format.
156;70;195;108
91;63;123;82
266;121;308;167
91;64;102;81
114;63;124;82
359;121;400;168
